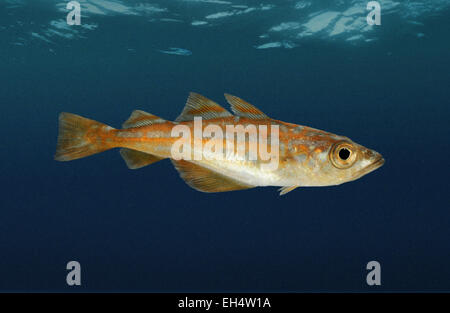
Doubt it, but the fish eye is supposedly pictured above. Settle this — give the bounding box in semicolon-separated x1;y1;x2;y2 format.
330;141;358;169
338;148;350;160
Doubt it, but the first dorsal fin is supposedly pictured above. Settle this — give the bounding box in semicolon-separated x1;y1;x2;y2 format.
122;110;166;129
224;93;269;120
175;92;233;122
171;159;254;193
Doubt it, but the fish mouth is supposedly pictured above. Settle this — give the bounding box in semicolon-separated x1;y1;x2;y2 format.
352;157;385;180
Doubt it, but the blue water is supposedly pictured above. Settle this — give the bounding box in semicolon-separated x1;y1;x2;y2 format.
0;0;449;292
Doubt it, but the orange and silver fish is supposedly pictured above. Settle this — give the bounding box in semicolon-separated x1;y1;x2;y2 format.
55;92;384;195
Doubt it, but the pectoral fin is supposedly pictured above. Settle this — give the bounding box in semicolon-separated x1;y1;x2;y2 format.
171;159;254;193
279;186;299;196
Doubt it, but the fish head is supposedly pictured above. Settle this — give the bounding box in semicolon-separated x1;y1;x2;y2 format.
325;138;384;184
290;134;384;186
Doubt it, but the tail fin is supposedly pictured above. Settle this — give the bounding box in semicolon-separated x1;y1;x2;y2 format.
55;112;115;161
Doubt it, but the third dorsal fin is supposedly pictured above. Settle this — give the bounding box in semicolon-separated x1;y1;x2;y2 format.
123;110;166;129
175;92;233;122
224;93;269;119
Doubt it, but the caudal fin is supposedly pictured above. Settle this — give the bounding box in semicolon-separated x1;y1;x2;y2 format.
55;112;115;161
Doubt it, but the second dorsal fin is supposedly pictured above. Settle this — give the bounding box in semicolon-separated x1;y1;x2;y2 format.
122;110;166;129
224;93;269;119
175;92;233;122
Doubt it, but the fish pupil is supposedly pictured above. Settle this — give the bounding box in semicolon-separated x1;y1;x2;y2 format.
339;148;350;160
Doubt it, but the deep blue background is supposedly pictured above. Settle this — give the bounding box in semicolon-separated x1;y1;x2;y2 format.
0;3;449;291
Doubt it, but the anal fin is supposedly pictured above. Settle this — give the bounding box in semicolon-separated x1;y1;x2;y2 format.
120;148;164;169
171;159;254;193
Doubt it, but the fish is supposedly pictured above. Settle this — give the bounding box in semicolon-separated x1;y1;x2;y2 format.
54;92;384;195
